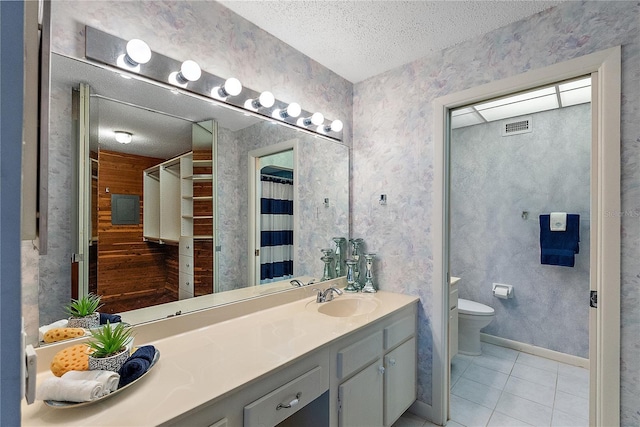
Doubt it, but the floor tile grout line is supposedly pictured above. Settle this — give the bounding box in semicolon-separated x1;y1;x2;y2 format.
449;346;590;427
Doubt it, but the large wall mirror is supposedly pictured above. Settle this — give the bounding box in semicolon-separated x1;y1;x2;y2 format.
39;53;349;340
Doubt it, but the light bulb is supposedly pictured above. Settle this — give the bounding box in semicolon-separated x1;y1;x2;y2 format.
225;78;242;96
299;112;325;127
247;91;276;110
311;112;324;126
180;60;201;82
114;131;132;144
282;102;301;118
258;91;275;108
116;39;151;73
216;77;243;98
125;39;151;65
325;119;343;133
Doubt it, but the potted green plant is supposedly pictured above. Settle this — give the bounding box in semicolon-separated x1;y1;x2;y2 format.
87;322;134;372
64;293;102;329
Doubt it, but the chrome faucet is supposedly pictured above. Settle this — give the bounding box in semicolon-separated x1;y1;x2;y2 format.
290;279;316;287
313;287;343;303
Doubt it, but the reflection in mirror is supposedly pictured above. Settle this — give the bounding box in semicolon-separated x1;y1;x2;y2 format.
39;53;349;343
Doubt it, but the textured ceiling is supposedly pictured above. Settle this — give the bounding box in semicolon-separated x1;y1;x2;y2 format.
219;0;564;83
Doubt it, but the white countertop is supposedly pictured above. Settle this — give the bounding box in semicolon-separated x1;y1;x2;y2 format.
22;291;418;426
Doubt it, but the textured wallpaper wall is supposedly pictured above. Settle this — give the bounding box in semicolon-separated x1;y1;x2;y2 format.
451;105;591;358
352;1;638;421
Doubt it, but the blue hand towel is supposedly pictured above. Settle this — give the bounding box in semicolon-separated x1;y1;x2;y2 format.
539;214;580;267
99;313;122;325
117;345;156;388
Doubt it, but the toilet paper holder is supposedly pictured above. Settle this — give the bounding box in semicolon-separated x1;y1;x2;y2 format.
492;283;514;299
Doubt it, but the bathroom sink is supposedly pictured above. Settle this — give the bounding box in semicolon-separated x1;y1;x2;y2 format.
308;295;380;317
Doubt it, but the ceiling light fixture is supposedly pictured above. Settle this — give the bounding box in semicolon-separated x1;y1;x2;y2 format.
324;119;344;133
116;38;151;72
273;102;302;120
169;60;202;86
244;91;275;110
298;112;324;127
114;131;133;144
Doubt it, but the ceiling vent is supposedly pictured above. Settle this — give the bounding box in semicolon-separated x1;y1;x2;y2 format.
502;116;532;136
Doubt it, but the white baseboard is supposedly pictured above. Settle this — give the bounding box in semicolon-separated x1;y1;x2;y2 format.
480;333;589;369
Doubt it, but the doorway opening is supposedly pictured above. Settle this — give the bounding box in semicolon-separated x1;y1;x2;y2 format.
447;76;592;425
248;141;298;287
430;47;621;427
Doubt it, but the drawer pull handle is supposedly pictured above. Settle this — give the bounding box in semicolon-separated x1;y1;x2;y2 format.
378;366;385;374
389;358;396;367
276;392;301;410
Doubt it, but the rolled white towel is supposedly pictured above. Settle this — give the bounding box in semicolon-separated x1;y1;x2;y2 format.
38;319;69;342
550;212;567;231
36;377;103;402
62;370;120;395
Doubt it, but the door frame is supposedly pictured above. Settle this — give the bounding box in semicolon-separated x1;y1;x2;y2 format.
430;46;621;425
248;140;299;287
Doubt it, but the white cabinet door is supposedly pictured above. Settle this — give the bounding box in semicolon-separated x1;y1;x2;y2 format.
384;338;416;426
338;359;384;427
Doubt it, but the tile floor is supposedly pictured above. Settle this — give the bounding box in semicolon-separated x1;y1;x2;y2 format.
392;342;589;427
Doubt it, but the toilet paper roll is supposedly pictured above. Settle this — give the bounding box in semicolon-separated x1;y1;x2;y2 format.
494;287;509;299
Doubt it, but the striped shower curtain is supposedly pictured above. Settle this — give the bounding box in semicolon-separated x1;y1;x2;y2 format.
260;175;294;284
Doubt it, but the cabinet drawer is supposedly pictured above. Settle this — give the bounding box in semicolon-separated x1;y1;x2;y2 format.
179;254;194;274
244;366;324;427
384;316;415;350
179;271;194;294
337;331;382;380
179;237;194;257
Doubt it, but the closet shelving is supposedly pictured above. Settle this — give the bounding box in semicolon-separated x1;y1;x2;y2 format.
190;152;214;240
143;150;214;300
143;153;194;244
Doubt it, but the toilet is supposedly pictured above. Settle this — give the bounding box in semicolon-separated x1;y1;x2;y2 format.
458;298;495;356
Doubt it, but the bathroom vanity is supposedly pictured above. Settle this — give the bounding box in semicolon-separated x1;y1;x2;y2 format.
22;289;418;427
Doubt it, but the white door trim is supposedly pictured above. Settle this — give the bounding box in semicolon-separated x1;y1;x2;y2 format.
430;46;621;426
248;140;299;287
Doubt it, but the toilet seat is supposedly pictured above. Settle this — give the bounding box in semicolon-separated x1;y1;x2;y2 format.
458;298;494;316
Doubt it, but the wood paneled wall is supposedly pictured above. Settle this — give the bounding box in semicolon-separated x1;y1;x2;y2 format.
97;150;174;313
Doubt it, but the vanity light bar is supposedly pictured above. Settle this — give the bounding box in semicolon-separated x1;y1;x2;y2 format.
84;26;343;142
